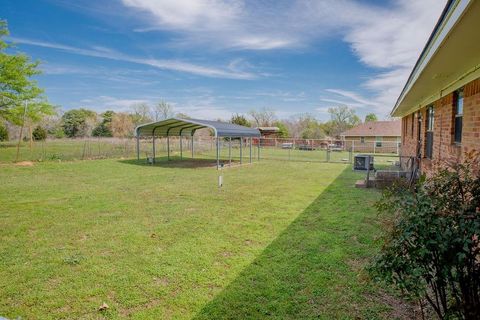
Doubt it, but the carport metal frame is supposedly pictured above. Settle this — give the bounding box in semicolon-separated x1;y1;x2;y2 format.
135;118;261;170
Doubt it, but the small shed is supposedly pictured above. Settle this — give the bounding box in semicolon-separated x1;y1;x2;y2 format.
135;118;261;169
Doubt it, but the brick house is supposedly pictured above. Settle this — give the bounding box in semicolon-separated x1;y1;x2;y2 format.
392;0;480;175
340;121;401;154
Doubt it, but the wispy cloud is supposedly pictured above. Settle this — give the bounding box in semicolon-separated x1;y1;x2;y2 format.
256;90;306;102
324;89;378;107
121;0;309;50
80;96;150;111
10;37;258;80
319;0;445;117
120;0;445;115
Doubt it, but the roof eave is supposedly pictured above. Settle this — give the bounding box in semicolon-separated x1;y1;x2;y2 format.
391;0;469;117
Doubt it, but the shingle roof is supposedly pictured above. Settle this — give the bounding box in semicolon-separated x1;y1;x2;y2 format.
340;120;401;137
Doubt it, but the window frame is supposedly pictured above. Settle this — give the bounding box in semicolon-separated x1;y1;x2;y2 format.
453;88;463;144
360;136;365;144
425;105;434;159
375;136;383;148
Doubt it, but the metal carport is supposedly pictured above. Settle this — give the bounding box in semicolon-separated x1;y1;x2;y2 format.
135;118;261;169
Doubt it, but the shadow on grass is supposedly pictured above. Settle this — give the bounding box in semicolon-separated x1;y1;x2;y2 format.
118;157;241;169
193;167;407;319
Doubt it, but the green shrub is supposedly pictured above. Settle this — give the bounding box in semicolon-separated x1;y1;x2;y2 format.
370;152;480;319
32;125;47;140
52;127;66;139
0;123;8;141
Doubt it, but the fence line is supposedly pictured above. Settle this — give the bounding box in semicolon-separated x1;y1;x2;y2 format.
0;136;401;164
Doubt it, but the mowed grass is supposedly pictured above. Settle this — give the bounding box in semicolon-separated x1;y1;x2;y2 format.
1;158;394;319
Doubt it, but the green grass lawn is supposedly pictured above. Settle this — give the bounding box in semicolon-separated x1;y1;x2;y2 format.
0;158;403;319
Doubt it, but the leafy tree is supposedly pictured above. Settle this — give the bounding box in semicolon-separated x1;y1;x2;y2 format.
249;107;276;127
365;113;378;122
230;113;251;127
371;151;480;319
92;110;114;137
282;113;325;139
298;114;325;139
326;106;361;137
32;125;47;140
61;108;97;138
52;127;65;139
272;121;289;138
0;20;50;120
152;100;174;121
0;20;54;159
0;122;8;141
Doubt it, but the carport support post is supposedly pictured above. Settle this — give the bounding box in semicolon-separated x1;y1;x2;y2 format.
136;135;140;161
191;133;194;158
216;137;220;170
229;138;232;166
240;138;243;164
257;138;260;161
167;135;170;161
249;137;252;163
180;135;183;159
152;135;156;164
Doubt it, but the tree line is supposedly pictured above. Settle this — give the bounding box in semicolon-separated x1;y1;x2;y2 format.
231;107;378;139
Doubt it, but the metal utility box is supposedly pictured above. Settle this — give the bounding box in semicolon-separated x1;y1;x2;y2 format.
354;154;374;170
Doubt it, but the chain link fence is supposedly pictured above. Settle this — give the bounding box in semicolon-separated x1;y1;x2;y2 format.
0;136;401;165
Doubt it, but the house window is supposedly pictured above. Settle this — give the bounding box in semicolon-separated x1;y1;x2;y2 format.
375;136;383;147
425;105;434;159
360;137;365;143
454;88;463;144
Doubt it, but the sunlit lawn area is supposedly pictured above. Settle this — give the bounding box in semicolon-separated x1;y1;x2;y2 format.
0;158;402;319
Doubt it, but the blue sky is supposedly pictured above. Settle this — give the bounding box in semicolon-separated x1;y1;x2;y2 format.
2;0;445;120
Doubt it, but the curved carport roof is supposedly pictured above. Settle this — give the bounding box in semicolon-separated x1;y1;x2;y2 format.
135;118;261;169
135;118;261;138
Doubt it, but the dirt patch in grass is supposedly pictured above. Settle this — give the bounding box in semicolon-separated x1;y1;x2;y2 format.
368;290;420;320
14;161;34;166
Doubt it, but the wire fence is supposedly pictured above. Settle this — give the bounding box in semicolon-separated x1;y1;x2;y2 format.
0;136;401;165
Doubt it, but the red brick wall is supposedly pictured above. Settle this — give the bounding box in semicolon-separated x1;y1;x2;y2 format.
401;77;480;175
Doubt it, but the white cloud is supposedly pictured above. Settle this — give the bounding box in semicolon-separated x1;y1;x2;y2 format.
15;0;447;118
324;89;379;107
121;0;313;50
81;96;150;111
315;107;330;114
10;37;258;80
320;0;445;117
120;0;445;115
124;0;241;30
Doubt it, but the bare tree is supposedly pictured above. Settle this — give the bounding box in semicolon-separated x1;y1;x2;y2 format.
248;107;276;127
175;112;190;119
284;113;325;139
152;100;174;121
111;112;134;138
130;103;152;126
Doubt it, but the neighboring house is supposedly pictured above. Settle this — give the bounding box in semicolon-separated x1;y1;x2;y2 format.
391;0;480;175
340;121;401;153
